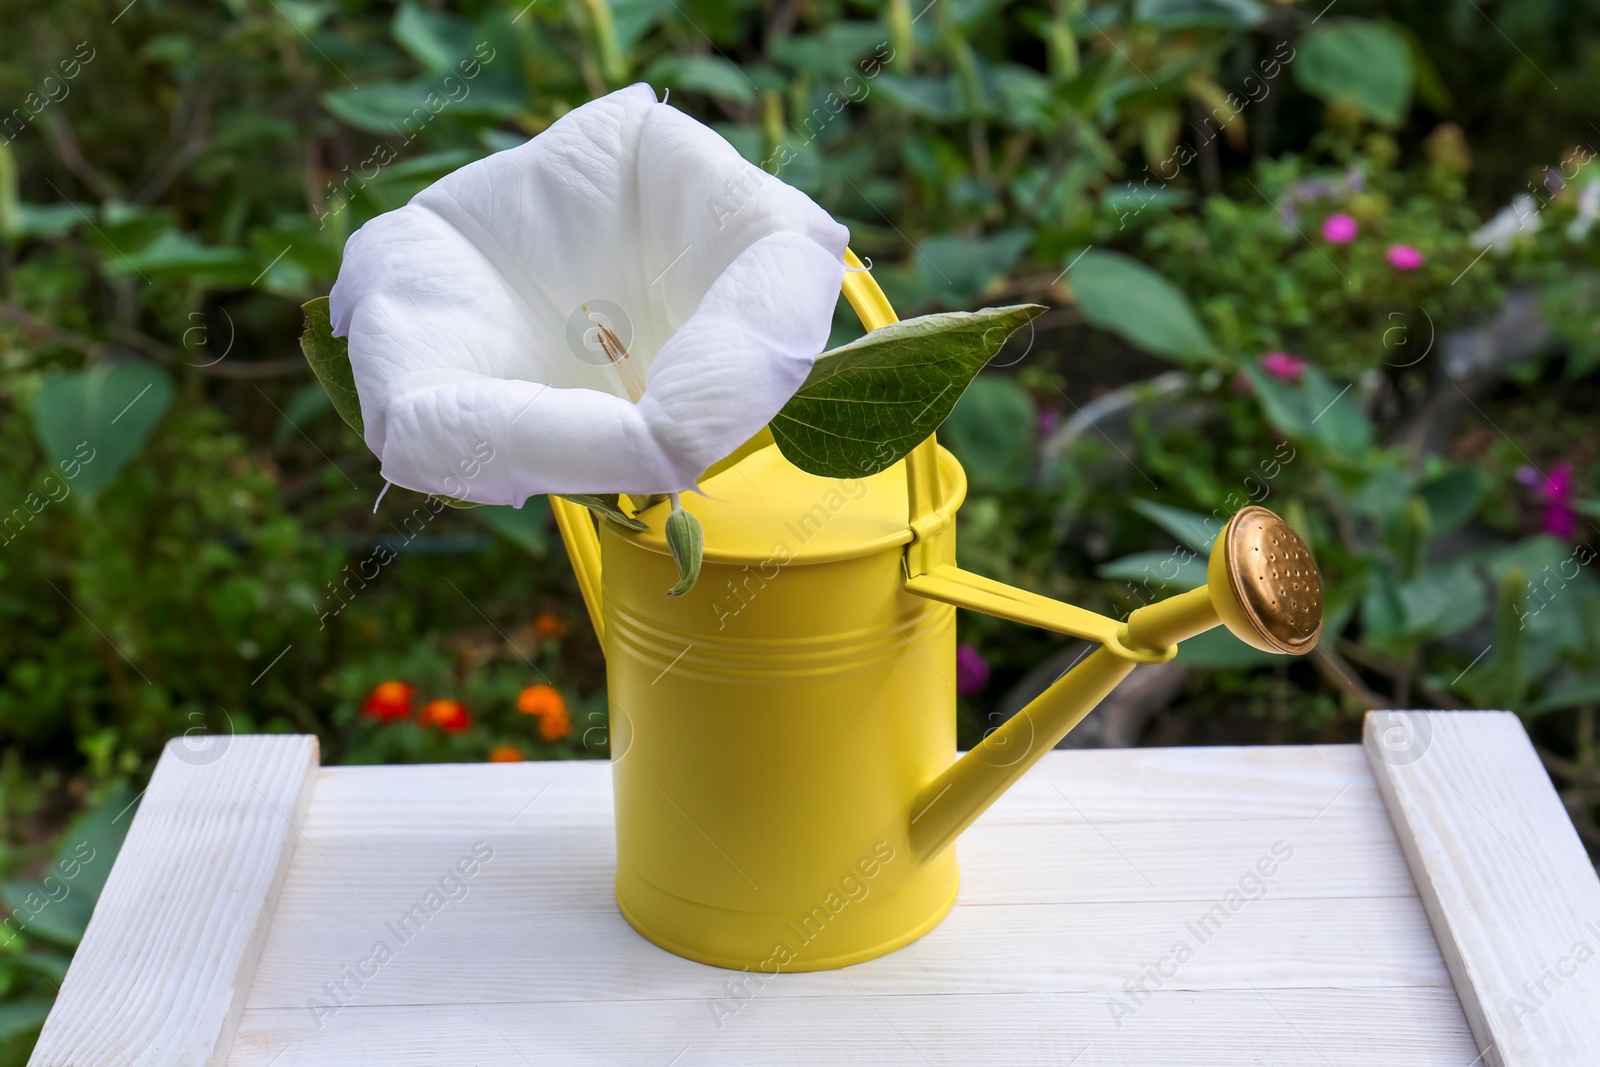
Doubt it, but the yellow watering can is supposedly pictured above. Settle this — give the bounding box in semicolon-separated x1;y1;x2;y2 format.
549;251;1324;972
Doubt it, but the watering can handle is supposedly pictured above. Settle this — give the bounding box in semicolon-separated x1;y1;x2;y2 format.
838;250;946;573
550;249;943;643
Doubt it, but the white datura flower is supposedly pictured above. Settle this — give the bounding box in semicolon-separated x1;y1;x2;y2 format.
329;83;848;506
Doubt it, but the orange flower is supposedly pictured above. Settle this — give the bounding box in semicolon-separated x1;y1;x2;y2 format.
362;681;415;722
533;612;569;640
487;744;525;762
517;684;565;717
517;684;571;743
538;704;571;743
421;698;472;734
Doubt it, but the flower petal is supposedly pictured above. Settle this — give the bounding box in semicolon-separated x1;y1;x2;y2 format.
639;231;845;486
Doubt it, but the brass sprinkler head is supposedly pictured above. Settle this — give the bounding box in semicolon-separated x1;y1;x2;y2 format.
1208;505;1323;655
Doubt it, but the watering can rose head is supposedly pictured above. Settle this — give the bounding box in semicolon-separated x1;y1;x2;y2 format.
326;83;849;505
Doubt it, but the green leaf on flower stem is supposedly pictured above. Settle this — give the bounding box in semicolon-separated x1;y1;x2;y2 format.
664;507;704;597
770;304;1046;480
299;297;364;439
1068;250;1217;364
1294;21;1413;128
557;494;649;533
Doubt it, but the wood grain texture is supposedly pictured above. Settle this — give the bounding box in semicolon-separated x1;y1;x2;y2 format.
220;746;1478;1065
1365;710;1600;1067
227;989;1479;1067
30;735;319;1067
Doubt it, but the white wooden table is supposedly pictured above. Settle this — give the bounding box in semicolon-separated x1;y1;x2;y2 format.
27;711;1600;1067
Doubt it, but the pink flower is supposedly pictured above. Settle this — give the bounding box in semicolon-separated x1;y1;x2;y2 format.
1519;463;1577;538
1540;462;1577;539
1386;244;1425;270
1260;352;1308;383
1322;213;1358;243
956;644;990;697
1036;407;1060;440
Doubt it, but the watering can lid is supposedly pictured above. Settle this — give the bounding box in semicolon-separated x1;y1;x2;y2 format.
626;443;967;566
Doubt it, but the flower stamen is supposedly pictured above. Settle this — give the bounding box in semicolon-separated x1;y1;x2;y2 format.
588;310;647;403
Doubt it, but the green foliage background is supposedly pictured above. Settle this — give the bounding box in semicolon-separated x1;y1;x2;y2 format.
2;0;1599;1054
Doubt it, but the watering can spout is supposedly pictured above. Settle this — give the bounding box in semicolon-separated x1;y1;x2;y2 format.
905;504;1323;860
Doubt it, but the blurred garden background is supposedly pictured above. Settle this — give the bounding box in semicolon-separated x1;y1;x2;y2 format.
2;0;1600;1054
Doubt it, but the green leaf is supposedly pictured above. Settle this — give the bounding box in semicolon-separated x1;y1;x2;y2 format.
299;297;364;440
1294;21;1414;127
57;782;135;906
1099;549;1209;588
393;3;478;71
1069;250;1217;363
1527;680;1600;716
0;1000;52;1042
0;783;138;946
770;304;1046;480
613;0;675;52
915;230;1031;308
275;383;334;445
1129;499;1220;554
9;950;70;983
1420;467;1482;535
1241;363;1371;453
1133;0;1265;29
642;56;757;103
1360;565;1408;648
31;363;174;506
322;78;518;135
1457;567;1529;708
113;231;256;281
469;498;551;556
769;22;888;79
1396;565;1488;642
940;375;1037;490
1176;626;1277;668
1482;536;1599;669
874;75;963;120
0;881;94;946
664;507;704;597
12;202;83;239
556;494;649;533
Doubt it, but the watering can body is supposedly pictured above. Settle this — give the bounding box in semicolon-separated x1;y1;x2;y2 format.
550;252;1324;971
599;444;969;971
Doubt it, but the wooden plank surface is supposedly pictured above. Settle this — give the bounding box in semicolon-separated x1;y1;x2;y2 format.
1365;710;1600;1067
29;735;319;1067
229;989;1475;1067
224;746;1481;1066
